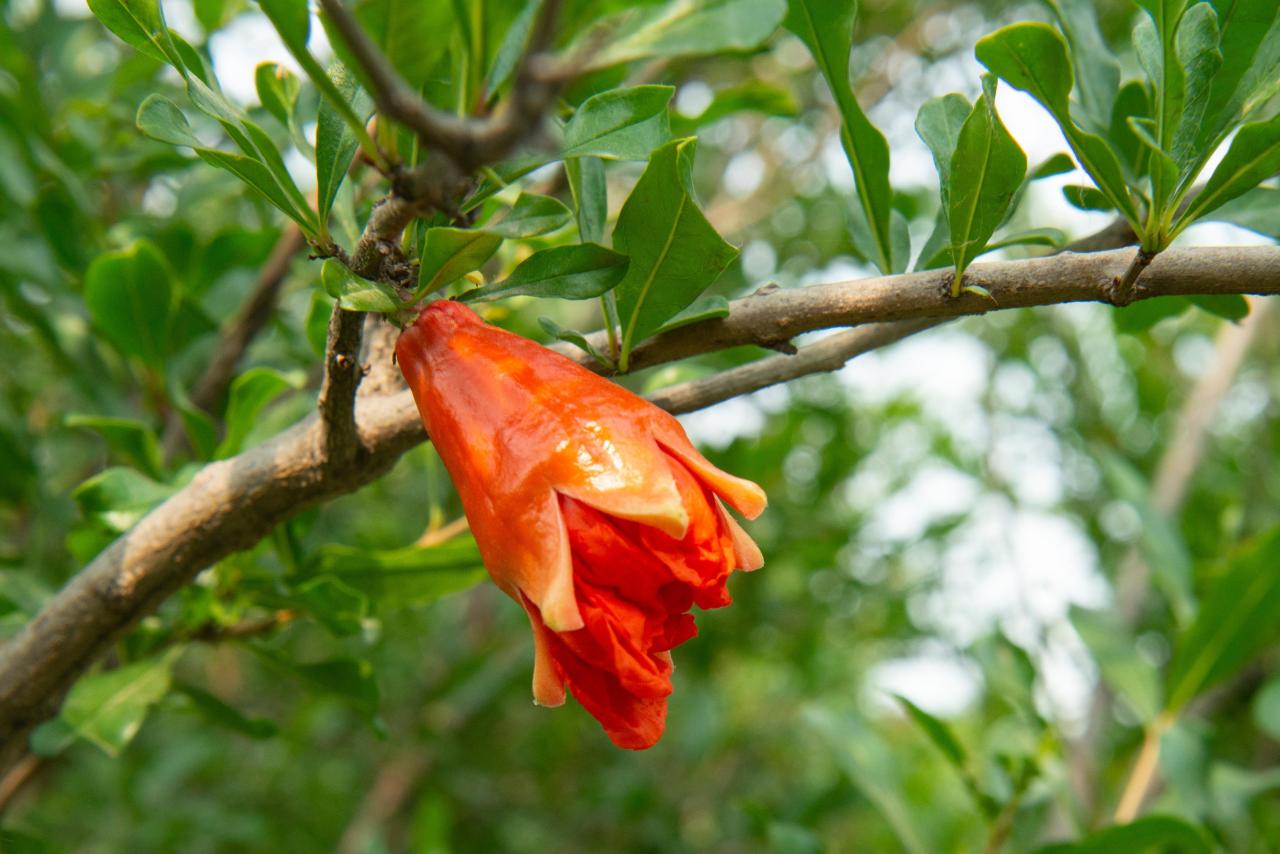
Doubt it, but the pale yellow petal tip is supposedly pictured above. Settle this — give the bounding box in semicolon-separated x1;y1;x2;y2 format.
532;687;566;708
539;585;584;632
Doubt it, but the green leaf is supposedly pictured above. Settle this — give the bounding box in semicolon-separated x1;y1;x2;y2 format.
538;317;613;368
976;22;1140;227
1036;815;1212;854
566;156;608;243
215;367;304;459
316;62;372;227
1186;293;1249;322
652;294;730;335
1099;451;1195;623
915;93;972;201
417;228;503;295
1197;0;1280;150
462;243;628;302
137;96;319;234
61;649;180;756
1169;2;1223;168
611;139;738;370
786;0;895;273
321;259;402;313
670;81;798;134
293;575;369;637
562;85;674;161
86;0;173;64
331;0;453;94
83;239;177;367
305;537;487;608
1251;676;1280;741
947;75;1027;281
1177;112;1280;227
488;192;572;238
65;415;164;479
486;0;543;97
1070;606;1163;722
582;0;787;71
254;62;310;155
1112;80;1155;180
1114;296;1193;332
1043;0;1120;134
1166;525;1280;712
1063;184;1117;212
174;682;278;739
895;695;967;768
1208;184;1280;238
257;651;380;717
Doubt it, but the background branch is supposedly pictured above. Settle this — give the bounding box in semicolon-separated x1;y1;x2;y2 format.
1;245;1278;774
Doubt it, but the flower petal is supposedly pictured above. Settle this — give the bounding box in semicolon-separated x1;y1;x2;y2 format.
650;424;767;520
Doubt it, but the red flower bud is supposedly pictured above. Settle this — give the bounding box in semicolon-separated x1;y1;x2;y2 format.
396;301;766;749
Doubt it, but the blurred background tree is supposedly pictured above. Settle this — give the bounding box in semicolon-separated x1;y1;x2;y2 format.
1;0;1279;850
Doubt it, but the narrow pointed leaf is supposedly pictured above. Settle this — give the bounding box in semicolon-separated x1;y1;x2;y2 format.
562;86;674;161
462;243;628;302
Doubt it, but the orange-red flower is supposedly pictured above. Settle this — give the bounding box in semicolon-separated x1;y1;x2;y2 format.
396;301;766;749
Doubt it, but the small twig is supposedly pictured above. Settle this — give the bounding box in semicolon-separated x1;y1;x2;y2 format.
415;515;470;549
161;227;307;458
318;0;562;171
0;752;43;815
318;304;368;463
183;610;297;644
1107;247;1158;306
1114;712;1174;822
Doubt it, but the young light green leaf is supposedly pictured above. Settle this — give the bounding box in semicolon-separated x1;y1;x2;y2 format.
562;85;674;161
417;228;503;295
1111;80;1154;180
1063;184;1116;211
786;0;895;273
895;695;967;769
65;415;164;479
462;243;628;302
61;649;180;756
611;139;738;370
321;258;402;313
316;61;372;226
582;0;787;71
83;239;178;367
566;156;608;243
488;192;572;238
486;0;543;96
947;75;1027;283
215;366;304;459
1070;606;1163;722
915;93;972;200
1197;0;1280;151
304;537;487;609
255;62;301;133
1177;112;1280;228
1169;2;1223;169
1166;526;1280;712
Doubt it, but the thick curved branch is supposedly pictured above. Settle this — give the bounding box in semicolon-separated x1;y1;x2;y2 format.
1;245;1278;772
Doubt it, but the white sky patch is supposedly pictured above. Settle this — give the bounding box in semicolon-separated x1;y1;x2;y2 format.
209;11;333;105
864;644;983;717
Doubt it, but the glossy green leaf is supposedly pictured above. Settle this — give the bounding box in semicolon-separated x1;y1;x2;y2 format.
215;367;304;459
582;0;787;71
254;62;309;155
1169;3;1223;168
948;75;1027;281
462;243;628;302
562;86;674;161
61;649;180;756
1178;112;1280;227
417;228;503;295
1166;525;1280;711
316;62;372;226
1197;0;1280;150
916;93;971;200
65;415;164;479
86;0;173;64
304;537;487;608
83;239;177;367
321;259;401;313
611;139;738;370
538;316;613;367
1063;184;1116;211
786;0;895;272
488;192;572;238
566;156;607;243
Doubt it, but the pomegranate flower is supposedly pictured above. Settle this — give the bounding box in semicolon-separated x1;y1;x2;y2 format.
396;301;766;749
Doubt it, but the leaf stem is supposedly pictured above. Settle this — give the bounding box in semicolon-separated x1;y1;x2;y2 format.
1114;711;1175;823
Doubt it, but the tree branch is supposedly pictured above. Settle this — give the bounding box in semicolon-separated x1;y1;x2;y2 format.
317;304;367;463
1;245;1278;772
